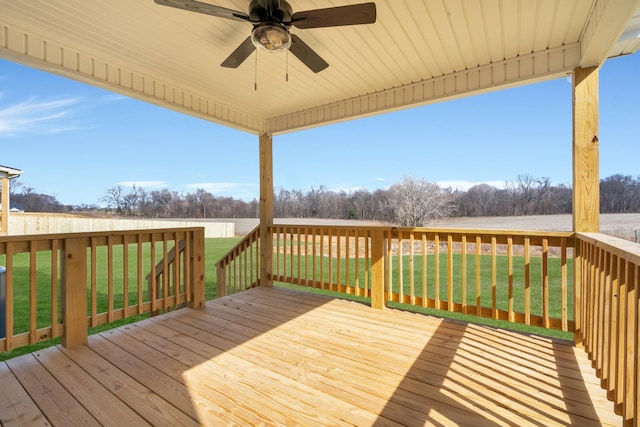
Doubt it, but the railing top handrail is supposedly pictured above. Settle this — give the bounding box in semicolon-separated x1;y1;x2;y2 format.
0;226;205;243
215;225;260;266
269;223;575;238
577;231;640;265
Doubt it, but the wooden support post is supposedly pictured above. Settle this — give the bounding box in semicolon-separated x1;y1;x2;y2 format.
572;66;599;346
370;229;385;309
260;133;274;287
61;237;88;348
189;228;205;309
1;177;8;235
572;66;600;233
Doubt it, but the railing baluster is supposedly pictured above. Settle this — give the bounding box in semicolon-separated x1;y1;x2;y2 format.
491;236;497;319
398;232;403;303
284;227;288;284
51;240;59;338
447;234;453;311
354;230;359;294
614;257;626;408
137;236;144;313
311;228;317;289
123;235;129;318
409;232;415;305
625;263;638;423
304;228;309;287
345;230;350;294
91;237;98;327
297;227;302;285
108;235;114;322
328;228;333;291
5;242;14;351
162;233;171;312
320;230;325;290
150;234;157;313
605;253;618;394
386;232;392;300
29;241;37;344
421;233;427;307
434;234;440;307
542;238;549;328
364;230;370;297
461;235;467;314
475;236;481;316
561;237;568;331
597;247;607;377
336;228;342;291
507;237;513;322
524;237;531;325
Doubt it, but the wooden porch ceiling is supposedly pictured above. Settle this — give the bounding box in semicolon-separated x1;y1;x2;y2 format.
0;286;619;426
0;1;639;135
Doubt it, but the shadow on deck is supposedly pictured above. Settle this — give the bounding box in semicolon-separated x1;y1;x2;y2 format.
0;286;619;426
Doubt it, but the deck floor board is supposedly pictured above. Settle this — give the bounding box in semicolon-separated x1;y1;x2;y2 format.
0;286;622;426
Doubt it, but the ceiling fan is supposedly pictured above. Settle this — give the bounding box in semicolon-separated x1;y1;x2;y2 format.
154;0;377;73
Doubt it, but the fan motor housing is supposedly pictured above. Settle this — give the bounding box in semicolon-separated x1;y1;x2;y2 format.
249;0;292;26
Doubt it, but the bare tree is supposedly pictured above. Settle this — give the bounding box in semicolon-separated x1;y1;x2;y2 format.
101;185;126;214
388;176;455;227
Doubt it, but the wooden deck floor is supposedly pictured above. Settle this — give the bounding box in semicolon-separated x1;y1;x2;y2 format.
0;286;620;426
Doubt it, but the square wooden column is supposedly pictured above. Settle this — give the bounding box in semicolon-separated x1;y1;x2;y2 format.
61;237;88;348
572;65;599;347
259;133;274;286
572;66;600;233
1;178;8;235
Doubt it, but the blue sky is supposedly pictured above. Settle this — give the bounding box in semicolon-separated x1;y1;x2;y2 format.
0;52;638;207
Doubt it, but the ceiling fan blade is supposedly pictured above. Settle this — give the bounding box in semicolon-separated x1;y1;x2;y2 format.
154;0;249;23
291;2;376;29
221;37;255;68
289;34;329;73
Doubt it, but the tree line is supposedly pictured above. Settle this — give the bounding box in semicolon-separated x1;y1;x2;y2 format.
6;173;640;227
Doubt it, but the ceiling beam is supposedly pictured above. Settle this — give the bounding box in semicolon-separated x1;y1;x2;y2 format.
579;0;640;67
265;43;581;135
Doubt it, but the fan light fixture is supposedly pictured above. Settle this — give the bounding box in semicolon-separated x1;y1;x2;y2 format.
154;0;377;73
251;24;291;52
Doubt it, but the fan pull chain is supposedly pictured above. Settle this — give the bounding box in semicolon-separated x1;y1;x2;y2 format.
254;50;258;91
286;49;289;82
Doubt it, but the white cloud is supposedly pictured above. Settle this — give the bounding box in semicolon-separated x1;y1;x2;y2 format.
0;96;83;136
184;182;258;200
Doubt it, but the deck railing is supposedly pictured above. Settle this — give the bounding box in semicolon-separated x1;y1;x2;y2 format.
0;227;205;351
575;232;640;425
216;223;640;425
215;225;260;297
219;224;575;332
